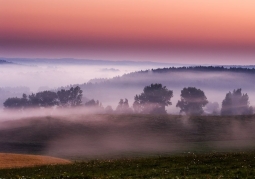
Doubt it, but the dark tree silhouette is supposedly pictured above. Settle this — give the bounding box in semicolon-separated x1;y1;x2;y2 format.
116;98;133;113
85;99;102;107
3;86;83;109
133;84;173;114
57;89;70;107
3;98;23;109
3;94;28;110
176;87;208;115
84;99;104;113
28;93;40;107
221;89;253;115
57;86;83;107
34;91;58;107
27;91;58;108
68;86;83;107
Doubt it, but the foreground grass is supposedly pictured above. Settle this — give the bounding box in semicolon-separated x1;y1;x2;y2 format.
1;152;255;178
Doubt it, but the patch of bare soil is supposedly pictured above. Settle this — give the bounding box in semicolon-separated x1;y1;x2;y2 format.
0;153;71;169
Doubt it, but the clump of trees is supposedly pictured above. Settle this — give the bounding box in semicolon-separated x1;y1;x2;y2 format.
221;89;253;115
3;86;83;110
176;87;208;115
57;87;83;107
3;94;29;110
85;99;101;107
115;99;133;114
3;83;254;116
84;99;104;112
133;84;173;114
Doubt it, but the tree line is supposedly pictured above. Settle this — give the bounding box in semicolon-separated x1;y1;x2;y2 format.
132;84;253;115
3;84;253;116
148;66;255;74
3;86;83;110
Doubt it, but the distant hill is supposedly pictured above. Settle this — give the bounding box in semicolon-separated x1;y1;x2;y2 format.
1;65;255;112
0;59;14;65
2;57;255;69
0;57;187;67
56;66;255;111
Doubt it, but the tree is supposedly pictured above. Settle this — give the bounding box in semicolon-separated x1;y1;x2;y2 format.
3;94;29;110
57;89;70;107
116;99;133;113
176;87;208;115
26;91;58;108
34;91;58;107
133;84;173;114
3;94;28;110
3;86;83;109
28;93;40;107
68;86;83;107
221;89;253;115
57;86;83;107
85;99;102;108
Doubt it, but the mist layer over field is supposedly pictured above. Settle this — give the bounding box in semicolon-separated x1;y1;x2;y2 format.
1;61;255;114
75;69;255;114
0;63;145;91
1;60;255;159
1;109;255;159
0;58;179;91
0;58;184;107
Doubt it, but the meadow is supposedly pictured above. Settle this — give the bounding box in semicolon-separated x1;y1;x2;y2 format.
1;114;255;178
1;152;255;178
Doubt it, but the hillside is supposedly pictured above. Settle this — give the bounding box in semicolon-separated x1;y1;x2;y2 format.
2;66;255;113
1;114;255;159
58;66;255;112
1;152;255;178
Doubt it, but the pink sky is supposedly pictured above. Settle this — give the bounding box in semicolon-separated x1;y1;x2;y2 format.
1;0;255;65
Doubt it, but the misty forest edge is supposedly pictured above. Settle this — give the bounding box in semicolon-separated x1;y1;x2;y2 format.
3;66;255;116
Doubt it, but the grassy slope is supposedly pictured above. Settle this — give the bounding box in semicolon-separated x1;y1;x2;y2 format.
1;114;255;157
1;152;255;178
1;114;255;178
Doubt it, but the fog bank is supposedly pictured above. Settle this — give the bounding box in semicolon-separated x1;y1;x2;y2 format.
1;109;255;159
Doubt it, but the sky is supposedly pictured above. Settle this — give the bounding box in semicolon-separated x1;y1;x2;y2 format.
1;0;255;65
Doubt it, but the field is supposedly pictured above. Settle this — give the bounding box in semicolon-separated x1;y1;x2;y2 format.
1;152;255;178
1;114;255;178
1;114;255;157
0;153;71;169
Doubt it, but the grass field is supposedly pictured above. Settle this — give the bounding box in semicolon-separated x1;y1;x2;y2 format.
1;114;255;158
1;152;255;178
1;114;255;178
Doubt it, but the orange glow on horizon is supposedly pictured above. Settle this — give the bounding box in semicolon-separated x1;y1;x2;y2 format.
1;0;255;59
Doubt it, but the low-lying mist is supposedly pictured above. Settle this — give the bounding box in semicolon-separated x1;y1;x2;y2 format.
1;61;255;159
77;70;255;113
1;70;255;115
0;59;179;108
1;108;255;159
0;64;129;91
0;58;173;92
